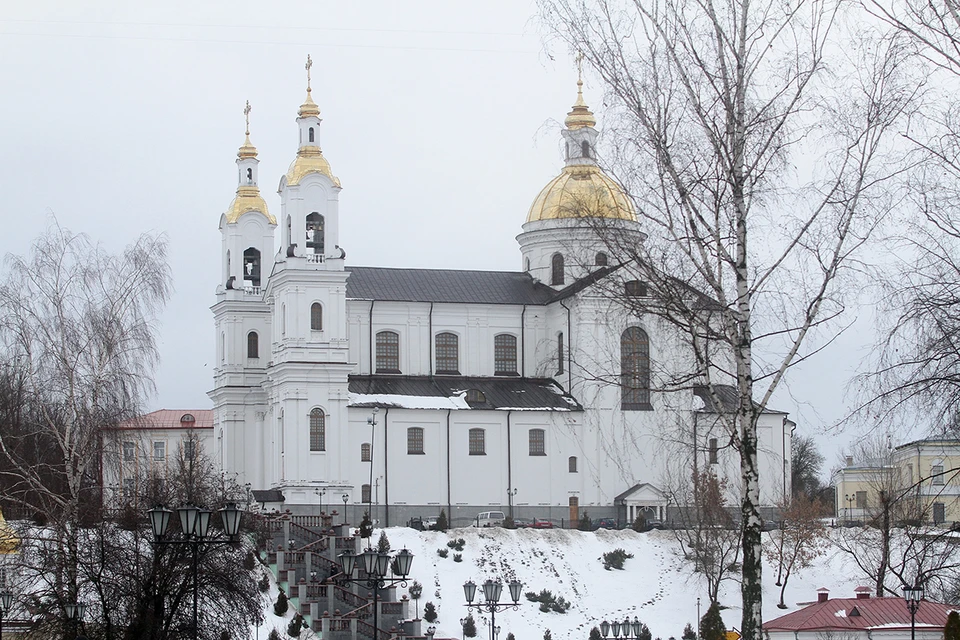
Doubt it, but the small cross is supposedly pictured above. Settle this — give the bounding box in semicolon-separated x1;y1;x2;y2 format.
576;52;584;84
305;54;313;90
243;100;251;135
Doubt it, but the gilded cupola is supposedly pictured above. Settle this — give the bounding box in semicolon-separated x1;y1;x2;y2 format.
526;77;635;223
285;54;340;188
225;101;275;224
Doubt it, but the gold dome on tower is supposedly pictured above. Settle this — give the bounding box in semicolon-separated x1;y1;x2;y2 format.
299;54;321;119
564;79;596;130
526;165;635;223
237;101;258;160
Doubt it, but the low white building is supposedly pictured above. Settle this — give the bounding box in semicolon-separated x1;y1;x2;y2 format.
207;62;795;526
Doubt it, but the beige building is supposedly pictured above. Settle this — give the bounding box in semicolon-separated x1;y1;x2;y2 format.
833;438;960;525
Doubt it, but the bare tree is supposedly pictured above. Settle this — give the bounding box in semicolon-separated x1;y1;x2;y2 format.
538;0;917;636
763;495;828;609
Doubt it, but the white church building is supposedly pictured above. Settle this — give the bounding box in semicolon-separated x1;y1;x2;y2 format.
209;61;794;527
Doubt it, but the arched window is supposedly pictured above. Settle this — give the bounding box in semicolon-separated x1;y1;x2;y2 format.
407;427;424;454
494;334;518;375
246;167;253;182
220;332;225;363
361;484;371;503
281;304;286;336
621;327;651;410
596;252;608;266
361;442;371;462
569;456;578;473
308;127;315;142
524;257;530;272
309;408;325;451
435;332;459;374
247;331;259;358
581;140;591;158
306;212;325;255
557;333;565;375
376;331;400;373
311;303;323;331
529;429;545;456
242;247;261;287
551;253;565;286
466;389;486;404
469;428;486;455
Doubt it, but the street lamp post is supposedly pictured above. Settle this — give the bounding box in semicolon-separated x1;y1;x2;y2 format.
904;582;924;640
342;493;350;526
316;487;327;514
410;581;423;619
337;547;414;638
845;494;855;522
147;503;244;640
463;578;523;640
65;602;86;640
599;617;643;640
1;591;14;640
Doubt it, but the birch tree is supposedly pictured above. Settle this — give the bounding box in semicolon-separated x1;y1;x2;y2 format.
539;1;917;637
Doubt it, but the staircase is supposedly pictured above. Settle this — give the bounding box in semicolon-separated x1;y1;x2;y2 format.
257;512;434;640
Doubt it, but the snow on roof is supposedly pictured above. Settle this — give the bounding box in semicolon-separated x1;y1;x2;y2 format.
765;597;957;631
348;393;470;410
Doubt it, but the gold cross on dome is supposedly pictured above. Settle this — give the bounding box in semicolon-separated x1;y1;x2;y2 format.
305;54;313;90
576;51;584;84
243;100;251;135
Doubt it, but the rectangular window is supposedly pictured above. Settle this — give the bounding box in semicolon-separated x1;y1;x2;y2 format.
310;409;325;452
934;502;946;524
529;429;545;456
408;427;424;455
855;490;867;510
376;331;401;373
123;441;135;462
494;334;518;375
123;478;135;499
469;428;486;455
708;438;718;464
932;465;945;485
907;463;914;486
436;333;459;374
183;439;196;462
361;484;371;503
557;333;565;374
361;442;371;462
153;441;165;462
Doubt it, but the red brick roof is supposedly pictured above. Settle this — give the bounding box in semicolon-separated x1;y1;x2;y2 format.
112;410;214;431
765;597;955;632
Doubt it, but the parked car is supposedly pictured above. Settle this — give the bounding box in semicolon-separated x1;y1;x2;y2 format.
473;511;506;527
407;516;439;531
595;518;618;530
532;518;554;529
512;518;532;528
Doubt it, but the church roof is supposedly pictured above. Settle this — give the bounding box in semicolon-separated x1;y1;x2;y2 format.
348;375;582;411
764;596;954;631
112;409;214;430
345;267;556;305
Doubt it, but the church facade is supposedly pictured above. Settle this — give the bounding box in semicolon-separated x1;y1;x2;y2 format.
210;62;794;527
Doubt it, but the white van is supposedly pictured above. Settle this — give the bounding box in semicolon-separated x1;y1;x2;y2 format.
473;511;506;527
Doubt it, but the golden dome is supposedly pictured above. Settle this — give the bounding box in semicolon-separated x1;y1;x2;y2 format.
299;88;321;119
526;164;636;223
225;185;276;224
237;133;258;160
0;507;20;554
285;145;341;187
564;79;596;130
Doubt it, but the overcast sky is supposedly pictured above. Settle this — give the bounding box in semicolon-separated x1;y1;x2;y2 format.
0;1;880;465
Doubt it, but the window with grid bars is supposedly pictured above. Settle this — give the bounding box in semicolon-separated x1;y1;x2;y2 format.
709;438;718;464
469;428;485;455
247;331;259;358
376;331;400;373
153;441;165;462
569;456;577;473
436;332;459;374
529;429;545;456
625;280;648;297
408;427;424;455
361;442;371;462
123;441;135;462
309;408;325;451
311;303;323;331
361;484;371;503
933;465;945;485
596;252;608;266
494;334;518;375
621;327;651;410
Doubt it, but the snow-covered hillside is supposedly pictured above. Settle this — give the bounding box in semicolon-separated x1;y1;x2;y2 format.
257;527;864;640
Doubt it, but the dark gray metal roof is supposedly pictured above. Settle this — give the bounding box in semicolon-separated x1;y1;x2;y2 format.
251;489;285;504
348;375;583;411
693;384;787;414
345;266;556;305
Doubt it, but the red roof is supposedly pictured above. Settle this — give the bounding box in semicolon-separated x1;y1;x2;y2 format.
765;597;955;632
112;410;214;431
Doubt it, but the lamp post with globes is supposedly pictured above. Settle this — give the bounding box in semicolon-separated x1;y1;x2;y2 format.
65;602;86;640
1;591;14;640
463;578;523;640
342;493;350;526
904;582;924;640
599;617;643;640
146;503;244;640
337;547;414;638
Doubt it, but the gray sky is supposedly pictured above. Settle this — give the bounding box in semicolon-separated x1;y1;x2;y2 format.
0;1;874;464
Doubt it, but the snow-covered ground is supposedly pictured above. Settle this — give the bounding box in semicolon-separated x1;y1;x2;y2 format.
254;527;863;640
